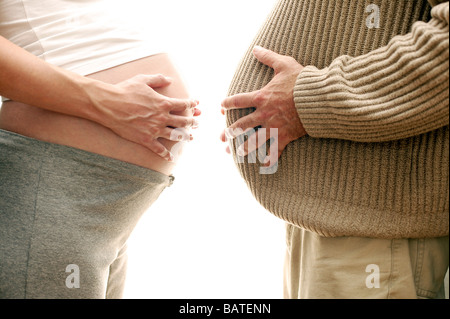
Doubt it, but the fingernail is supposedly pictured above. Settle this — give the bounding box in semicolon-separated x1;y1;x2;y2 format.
192;119;200;129
237;146;246;157
254;45;263;52
224;128;234;139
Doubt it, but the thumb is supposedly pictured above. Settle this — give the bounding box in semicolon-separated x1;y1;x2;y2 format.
253;46;284;72
141;74;172;88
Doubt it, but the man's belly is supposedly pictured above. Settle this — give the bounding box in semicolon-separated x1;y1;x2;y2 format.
0;53;191;176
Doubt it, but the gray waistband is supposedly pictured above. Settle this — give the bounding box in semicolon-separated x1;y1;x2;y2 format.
0;129;174;187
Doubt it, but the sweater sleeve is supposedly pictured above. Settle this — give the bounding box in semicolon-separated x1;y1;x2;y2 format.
294;2;449;143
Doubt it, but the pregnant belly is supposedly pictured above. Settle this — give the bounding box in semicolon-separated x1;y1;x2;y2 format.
0;53;191;176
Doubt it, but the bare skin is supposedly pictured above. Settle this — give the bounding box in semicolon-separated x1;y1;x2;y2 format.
0;53;198;176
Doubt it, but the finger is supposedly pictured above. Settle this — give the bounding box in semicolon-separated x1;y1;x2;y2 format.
220;130;227;142
236;128;270;157
221;91;257;110
147;140;174;162
236;131;257;157
193;108;202;117
224;115;261;139
163;128;192;142
224;126;256;140
141;74;173;88
168;98;199;113
168;114;200;129
262;138;284;168
253;46;284;72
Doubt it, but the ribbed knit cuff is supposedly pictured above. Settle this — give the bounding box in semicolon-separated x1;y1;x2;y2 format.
294;2;449;143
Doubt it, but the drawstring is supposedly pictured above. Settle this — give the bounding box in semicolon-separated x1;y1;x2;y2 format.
168;175;175;187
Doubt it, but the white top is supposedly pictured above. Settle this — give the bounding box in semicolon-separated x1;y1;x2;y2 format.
0;0;162;101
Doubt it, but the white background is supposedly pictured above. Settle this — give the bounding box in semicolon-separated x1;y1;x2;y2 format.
111;0;288;299
114;0;449;299
3;0;446;300
0;0;284;299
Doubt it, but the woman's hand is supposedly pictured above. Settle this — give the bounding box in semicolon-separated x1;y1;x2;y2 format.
90;74;200;162
0;36;200;162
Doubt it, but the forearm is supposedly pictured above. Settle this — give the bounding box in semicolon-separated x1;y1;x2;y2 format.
0;35;200;159
295;2;449;143
0;36;108;124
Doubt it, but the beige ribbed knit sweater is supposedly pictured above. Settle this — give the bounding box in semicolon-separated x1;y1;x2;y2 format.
227;0;449;239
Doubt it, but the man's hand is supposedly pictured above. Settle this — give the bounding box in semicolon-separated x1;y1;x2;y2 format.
221;46;307;163
92;74;200;162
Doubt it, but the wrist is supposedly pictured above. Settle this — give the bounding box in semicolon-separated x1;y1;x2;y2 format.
79;77;118;128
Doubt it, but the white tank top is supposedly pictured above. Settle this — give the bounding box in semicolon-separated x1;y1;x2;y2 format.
0;0;161;78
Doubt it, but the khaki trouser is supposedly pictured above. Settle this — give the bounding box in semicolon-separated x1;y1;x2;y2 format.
284;224;449;299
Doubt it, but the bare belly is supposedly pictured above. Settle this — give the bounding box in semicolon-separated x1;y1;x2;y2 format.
0;53;191;176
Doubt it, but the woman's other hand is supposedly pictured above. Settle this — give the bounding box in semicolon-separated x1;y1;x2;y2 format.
91;74;200;162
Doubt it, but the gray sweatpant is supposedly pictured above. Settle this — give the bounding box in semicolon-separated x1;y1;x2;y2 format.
0;129;173;299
